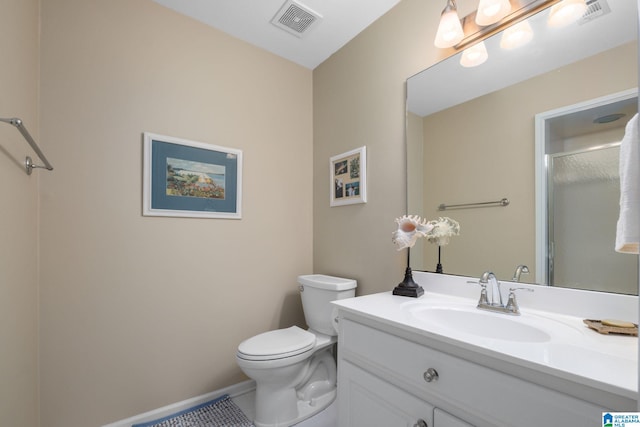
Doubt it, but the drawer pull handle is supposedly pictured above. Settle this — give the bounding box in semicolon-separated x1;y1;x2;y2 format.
414;419;429;427
423;368;439;383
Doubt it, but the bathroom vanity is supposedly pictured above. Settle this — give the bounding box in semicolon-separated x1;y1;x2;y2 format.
332;273;637;427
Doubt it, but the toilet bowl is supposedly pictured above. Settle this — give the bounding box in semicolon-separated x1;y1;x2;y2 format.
236;274;357;427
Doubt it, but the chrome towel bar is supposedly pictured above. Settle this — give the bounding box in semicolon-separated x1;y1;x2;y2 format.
438;198;509;211
0;117;54;175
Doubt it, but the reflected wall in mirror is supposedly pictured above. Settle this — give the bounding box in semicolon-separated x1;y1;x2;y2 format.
407;0;638;294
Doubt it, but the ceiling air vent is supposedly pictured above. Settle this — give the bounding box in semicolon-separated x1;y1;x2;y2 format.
577;0;611;25
271;0;322;38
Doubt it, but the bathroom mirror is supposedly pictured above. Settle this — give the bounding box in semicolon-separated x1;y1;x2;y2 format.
407;0;638;294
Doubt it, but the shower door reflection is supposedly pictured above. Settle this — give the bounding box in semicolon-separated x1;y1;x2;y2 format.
548;143;637;294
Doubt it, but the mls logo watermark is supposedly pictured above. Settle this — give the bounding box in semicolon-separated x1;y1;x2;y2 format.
604;412;640;426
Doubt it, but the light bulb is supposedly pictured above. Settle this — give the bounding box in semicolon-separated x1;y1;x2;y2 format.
476;0;512;26
548;0;587;28
434;0;464;48
500;20;533;50
460;42;488;67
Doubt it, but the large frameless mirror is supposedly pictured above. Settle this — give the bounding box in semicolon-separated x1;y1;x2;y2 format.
407;0;638;294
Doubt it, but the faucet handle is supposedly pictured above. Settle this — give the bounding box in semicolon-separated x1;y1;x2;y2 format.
478;286;489;306
505;287;534;314
468;280;490;306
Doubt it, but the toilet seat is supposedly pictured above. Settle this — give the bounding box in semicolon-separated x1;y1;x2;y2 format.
237;326;316;361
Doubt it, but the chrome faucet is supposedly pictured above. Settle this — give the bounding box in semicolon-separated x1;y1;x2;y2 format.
512;264;530;282
474;271;533;315
480;271;502;306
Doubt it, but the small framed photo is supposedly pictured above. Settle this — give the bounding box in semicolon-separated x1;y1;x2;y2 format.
330;146;367;207
143;132;242;219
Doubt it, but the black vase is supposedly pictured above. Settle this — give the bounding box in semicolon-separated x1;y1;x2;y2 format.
435;245;443;273
393;249;424;298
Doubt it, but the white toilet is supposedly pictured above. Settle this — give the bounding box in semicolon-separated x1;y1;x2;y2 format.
236;274;357;427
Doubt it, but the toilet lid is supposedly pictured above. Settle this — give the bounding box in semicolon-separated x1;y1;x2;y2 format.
237;326;316;361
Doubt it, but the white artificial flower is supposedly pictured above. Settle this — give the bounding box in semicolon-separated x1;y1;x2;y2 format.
426;217;460;246
392;215;434;250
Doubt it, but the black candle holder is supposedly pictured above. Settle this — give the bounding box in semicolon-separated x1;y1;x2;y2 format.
436;245;443;273
392;249;424;298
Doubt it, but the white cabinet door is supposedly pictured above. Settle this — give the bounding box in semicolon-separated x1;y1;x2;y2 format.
434;408;475;427
338;360;433;427
339;318;609;427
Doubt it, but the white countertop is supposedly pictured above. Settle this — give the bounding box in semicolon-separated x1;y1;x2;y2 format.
333;290;638;401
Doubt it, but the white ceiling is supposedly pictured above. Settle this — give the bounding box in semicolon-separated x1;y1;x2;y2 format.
151;0;402;69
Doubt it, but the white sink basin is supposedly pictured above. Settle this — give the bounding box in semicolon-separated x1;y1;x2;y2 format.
410;306;552;343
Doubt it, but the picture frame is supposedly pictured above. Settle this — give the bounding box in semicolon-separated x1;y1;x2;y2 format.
143;132;242;219
330;146;367;207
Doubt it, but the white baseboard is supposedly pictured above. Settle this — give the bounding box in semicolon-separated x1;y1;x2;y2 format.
102;379;256;427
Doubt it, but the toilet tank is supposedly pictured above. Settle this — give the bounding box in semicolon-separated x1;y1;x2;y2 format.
298;274;357;336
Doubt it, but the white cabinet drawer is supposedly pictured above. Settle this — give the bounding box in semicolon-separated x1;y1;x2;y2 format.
434;409;474;427
338;360;433;427
340;318;604;427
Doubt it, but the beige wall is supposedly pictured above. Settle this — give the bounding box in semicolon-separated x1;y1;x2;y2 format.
407;112;425;264
0;0;40;426
38;0;312;425
313;0;445;295
418;42;637;281
8;0;637;424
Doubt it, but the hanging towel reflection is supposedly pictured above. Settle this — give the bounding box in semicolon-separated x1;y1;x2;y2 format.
615;113;639;254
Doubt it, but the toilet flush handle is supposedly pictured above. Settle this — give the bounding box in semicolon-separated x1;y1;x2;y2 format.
299;285;304;292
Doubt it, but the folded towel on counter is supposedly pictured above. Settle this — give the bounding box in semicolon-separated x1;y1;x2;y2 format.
615;112;640;254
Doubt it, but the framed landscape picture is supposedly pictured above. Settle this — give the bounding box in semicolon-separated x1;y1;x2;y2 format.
330;146;367;207
143;133;242;219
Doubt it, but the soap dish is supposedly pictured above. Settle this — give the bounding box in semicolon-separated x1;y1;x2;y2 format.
583;319;638;336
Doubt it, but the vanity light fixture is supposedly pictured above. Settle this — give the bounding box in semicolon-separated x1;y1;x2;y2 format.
435;0;588;68
434;0;465;48
500;19;534;49
547;0;588;28
460;41;489;67
476;0;512;26
435;0;587;52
